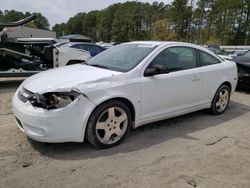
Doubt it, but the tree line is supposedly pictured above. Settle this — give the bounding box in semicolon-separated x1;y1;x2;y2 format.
1;0;250;45
52;0;250;45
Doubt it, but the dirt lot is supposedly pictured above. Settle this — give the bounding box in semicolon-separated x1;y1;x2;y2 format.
0;78;250;188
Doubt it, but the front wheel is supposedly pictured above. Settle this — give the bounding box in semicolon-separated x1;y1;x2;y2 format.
86;100;132;148
209;85;231;115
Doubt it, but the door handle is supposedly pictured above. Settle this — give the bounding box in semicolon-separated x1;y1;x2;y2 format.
191;75;201;81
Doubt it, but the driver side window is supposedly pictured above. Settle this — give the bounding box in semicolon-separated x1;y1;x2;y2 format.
149;47;197;72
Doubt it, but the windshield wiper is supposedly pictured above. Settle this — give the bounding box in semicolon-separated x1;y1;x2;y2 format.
90;64;110;70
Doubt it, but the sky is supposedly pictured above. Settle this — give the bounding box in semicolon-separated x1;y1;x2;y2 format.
1;0;173;27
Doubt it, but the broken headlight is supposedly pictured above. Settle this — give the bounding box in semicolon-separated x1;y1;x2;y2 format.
28;91;80;110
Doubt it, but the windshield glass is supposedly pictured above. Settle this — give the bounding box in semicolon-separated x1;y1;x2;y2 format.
88;43;158;72
244;50;250;56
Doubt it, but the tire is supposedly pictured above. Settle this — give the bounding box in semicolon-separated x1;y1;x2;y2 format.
209;85;231;115
86;100;132;148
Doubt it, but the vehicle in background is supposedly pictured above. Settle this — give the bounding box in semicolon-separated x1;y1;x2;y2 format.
13;41;237;148
53;41;67;47
208;47;233;61
62;42;105;57
111;42;122;46
207;44;221;51
0;15;91;77
229;50;248;58
232;50;250;88
96;41;113;49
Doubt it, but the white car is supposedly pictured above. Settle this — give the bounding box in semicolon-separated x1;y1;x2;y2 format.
12;41;238;148
0;14;91;77
0;38;91;77
218;54;234;61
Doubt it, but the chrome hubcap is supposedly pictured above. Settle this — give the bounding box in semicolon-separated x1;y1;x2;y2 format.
216;89;229;112
95;107;128;144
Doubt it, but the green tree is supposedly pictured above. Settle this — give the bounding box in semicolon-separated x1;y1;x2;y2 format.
0;10;50;30
33;12;50;30
171;0;192;41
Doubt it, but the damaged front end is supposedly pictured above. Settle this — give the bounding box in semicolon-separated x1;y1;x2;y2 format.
19;87;80;110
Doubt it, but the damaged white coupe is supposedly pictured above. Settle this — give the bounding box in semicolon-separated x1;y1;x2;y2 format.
12;41;238;148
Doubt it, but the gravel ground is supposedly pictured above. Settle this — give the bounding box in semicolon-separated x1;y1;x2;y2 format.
0;78;250;188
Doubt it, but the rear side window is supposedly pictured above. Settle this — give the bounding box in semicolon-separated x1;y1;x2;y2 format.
200;51;221;66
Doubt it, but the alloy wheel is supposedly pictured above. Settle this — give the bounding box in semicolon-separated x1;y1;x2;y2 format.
95;106;128;144
215;89;229;113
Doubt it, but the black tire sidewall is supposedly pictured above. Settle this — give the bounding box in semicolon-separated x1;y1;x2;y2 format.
210;85;231;115
86;100;132;148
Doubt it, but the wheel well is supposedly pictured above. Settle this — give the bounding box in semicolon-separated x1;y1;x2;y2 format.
84;97;135;142
95;97;136;122
221;81;232;91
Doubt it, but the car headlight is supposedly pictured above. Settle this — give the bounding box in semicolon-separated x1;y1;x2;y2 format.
28;91;80;110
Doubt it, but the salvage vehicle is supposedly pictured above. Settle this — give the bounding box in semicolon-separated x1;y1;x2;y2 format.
12;41;238;148
0;15;91;77
62;42;106;57
233;50;250;88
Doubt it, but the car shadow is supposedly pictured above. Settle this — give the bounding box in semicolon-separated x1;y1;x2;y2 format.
29;101;250;160
236;86;250;94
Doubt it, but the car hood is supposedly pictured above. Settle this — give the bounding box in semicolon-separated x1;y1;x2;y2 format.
22;64;121;93
233;56;250;67
218;55;233;60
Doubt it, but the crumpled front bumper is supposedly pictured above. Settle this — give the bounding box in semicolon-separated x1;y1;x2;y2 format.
12;88;95;143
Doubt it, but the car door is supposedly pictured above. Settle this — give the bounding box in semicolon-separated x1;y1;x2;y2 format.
140;46;204;121
198;50;230;101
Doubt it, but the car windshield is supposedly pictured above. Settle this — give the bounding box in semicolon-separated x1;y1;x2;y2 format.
87;43;158;72
244;50;250;57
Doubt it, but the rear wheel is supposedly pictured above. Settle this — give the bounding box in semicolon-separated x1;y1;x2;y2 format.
86;100;132;148
209;85;231;115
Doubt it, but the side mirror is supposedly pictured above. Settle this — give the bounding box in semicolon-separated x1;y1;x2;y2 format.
144;68;157;77
144;64;169;77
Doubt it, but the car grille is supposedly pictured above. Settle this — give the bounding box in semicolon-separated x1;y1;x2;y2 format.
18;87;34;103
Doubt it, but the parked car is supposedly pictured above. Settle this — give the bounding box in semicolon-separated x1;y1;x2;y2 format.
0;15;91;77
229;50;248;58
233;50;250;88
62;42;106;57
96;42;113;49
13;41;238;148
208;47;233;61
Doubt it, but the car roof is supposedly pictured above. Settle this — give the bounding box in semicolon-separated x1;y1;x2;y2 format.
66;42;100;46
16;38;57;42
62;42;104;48
127;41;171;46
127;41;205;50
127;41;223;61
127;41;201;47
